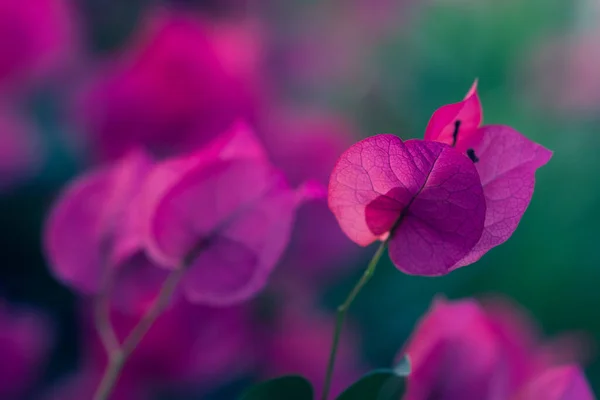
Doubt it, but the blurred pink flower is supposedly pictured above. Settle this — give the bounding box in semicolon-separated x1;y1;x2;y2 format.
144;122;322;305
259;303;364;399
43;149;168;314
0;0;76;92
0;302;53;399
399;297;591;400
328;82;552;276
0;106;44;190
75;8;256;160
80;299;252;389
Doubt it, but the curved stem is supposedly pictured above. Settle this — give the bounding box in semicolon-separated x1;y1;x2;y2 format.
92;267;185;400
320;240;387;400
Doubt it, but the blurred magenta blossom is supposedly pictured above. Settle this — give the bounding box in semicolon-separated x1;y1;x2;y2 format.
0;0;76;93
400;297;593;400
74;8;257;160
45;121;322;309
0;301;53;399
328;83;552;275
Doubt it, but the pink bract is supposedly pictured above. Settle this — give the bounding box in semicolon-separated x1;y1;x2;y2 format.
453;125;553;267
424;83;552;267
75;8;253;160
43;149;170;313
145;123;320;305
328;134;485;275
399;297;591;400
424;80;482;151
0;0;75;92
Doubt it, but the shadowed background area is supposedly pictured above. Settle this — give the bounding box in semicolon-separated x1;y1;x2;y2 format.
0;0;599;398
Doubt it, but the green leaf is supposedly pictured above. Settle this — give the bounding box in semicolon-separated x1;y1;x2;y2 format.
240;375;313;400
336;369;406;400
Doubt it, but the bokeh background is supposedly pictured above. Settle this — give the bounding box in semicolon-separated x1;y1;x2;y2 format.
1;0;599;398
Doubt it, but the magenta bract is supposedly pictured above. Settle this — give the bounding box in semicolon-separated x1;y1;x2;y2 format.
75;9;253;160
328;134;485;275
144;122;318;305
328;81;552;275
399;298;591;400
43;149;170;314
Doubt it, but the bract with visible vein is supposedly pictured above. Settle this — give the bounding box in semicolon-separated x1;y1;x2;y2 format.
453;125;552;267
328;134;485;275
146;126;316;305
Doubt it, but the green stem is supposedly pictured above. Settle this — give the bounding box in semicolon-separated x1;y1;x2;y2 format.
92;267;185;400
320;240;388;400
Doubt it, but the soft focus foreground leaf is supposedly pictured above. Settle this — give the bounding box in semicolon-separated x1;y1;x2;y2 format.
336;369;405;400
328;134;485;275
240;375;313;400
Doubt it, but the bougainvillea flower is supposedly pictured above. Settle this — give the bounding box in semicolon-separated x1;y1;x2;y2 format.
75;8;254;160
423;82;553;267
399;297;587;400
0;0;75;92
329;134;486;275
329;81;551;274
514;365;595;400
0;302;53;399
259;303;364;399
144;122;322;305
43;149;171;314
80;300;252;387
0;107;44;190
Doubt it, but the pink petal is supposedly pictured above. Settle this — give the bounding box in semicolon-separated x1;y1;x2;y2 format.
147;159;298;305
328;135;485;275
515;365;594;400
43;167;113;293
424;80;482;151
453;125;552;268
74;10;251;160
43;150;154;294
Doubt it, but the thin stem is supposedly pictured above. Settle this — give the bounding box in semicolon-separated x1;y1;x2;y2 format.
320;240;388;400
92;267;186;400
94;291;120;355
121;267;185;358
